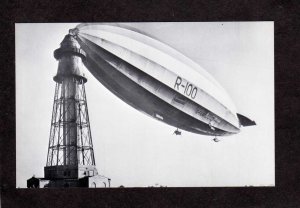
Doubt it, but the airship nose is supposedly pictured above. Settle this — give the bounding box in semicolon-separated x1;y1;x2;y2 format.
69;28;79;36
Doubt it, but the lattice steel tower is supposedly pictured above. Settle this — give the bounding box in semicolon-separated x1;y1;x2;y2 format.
43;33;108;187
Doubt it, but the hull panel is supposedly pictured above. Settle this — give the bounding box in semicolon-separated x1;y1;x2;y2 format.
77;37;238;136
79;32;240;129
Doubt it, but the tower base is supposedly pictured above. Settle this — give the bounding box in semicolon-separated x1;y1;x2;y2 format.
46;175;110;188
27;175;110;188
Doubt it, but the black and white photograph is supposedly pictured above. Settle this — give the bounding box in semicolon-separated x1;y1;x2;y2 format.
16;22;274;188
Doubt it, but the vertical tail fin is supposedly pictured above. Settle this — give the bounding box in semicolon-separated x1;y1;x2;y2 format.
237;113;256;126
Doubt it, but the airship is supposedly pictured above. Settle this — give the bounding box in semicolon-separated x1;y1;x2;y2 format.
69;23;255;138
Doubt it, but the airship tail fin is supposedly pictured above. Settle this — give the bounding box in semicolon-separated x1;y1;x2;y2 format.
237;113;256;127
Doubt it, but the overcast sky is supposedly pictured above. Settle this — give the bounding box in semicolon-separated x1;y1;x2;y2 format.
16;22;274;188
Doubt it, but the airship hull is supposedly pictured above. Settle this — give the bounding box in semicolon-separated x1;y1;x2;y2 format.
77;36;239;136
69;23;257;136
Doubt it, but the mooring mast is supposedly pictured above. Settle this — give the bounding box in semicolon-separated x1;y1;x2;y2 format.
42;33;110;188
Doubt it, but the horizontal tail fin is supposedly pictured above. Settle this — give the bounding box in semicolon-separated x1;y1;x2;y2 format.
237;113;256;127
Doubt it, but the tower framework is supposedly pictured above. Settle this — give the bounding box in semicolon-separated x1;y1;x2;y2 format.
42;34;110;188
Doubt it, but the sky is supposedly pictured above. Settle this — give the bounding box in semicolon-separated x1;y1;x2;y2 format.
16;22;274;188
